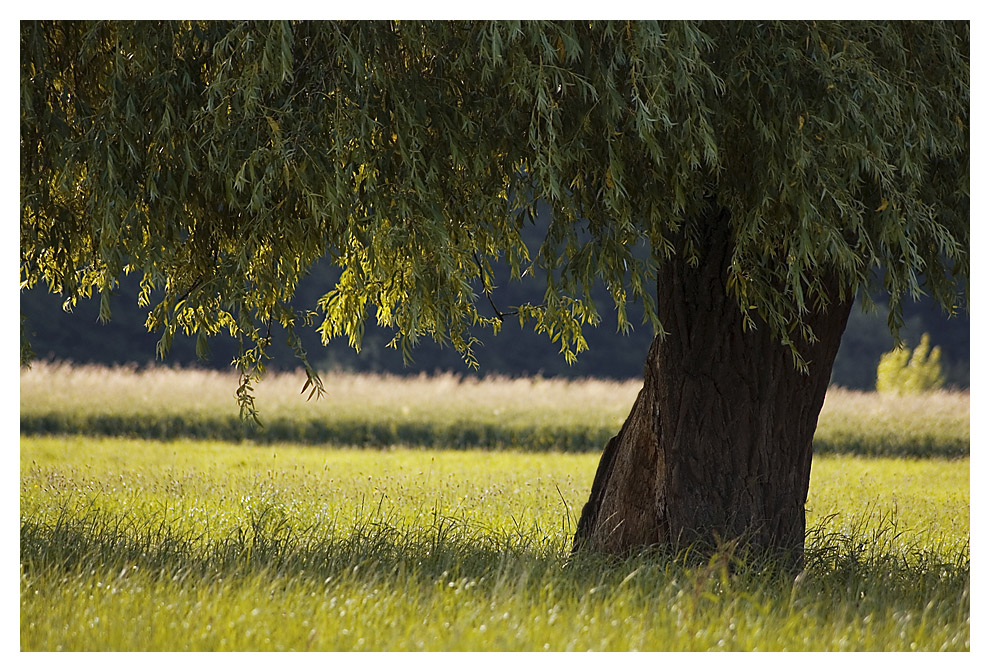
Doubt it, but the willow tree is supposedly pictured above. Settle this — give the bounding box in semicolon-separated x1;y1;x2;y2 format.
21;21;969;562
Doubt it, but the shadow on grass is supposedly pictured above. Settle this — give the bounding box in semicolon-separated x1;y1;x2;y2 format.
19;413;615;452
20;495;970;618
19;412;970;457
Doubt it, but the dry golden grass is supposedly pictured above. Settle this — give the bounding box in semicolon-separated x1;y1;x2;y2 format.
20;362;969;456
21;361;636;421
815;387;969;456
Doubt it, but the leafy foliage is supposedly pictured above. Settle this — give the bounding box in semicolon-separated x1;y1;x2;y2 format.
876;332;946;394
21;21;969;414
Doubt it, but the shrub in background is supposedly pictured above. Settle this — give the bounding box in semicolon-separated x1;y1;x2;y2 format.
876;333;946;394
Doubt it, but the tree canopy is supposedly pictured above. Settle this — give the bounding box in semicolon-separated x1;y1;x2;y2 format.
21;20;969;417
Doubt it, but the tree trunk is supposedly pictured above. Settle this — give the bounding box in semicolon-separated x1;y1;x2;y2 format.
572;212;854;565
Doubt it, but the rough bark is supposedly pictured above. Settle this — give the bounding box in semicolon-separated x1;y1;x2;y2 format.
573;212;854;565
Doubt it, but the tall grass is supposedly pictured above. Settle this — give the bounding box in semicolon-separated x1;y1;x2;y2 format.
812;387;970;457
20;436;969;651
20;362;970;456
20;362;631;450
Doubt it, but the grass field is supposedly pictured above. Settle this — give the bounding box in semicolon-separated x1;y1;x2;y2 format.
19;365;970;651
20;362;971;456
20;438;969;651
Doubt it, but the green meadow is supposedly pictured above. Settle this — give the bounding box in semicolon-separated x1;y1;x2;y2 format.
19;365;970;651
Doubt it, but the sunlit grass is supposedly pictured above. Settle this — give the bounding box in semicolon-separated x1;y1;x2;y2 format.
21;436;969;651
813;387;970;456
20;362;970;456
19;361;635;425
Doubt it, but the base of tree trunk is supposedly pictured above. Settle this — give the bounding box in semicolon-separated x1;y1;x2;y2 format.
573;217;853;566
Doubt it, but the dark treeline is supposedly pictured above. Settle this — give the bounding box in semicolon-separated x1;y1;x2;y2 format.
20;186;969;389
21;262;969;390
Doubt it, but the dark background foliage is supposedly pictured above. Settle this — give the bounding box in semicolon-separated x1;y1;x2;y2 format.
21;265;969;390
